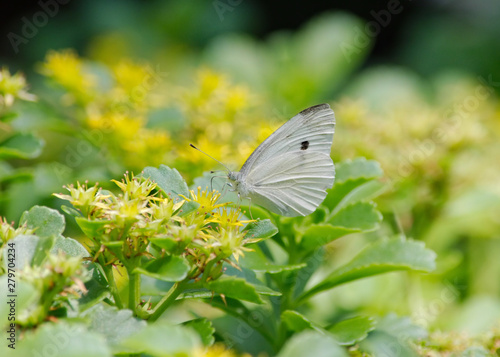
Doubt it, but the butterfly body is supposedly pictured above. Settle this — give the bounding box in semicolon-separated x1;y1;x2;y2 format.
227;104;335;217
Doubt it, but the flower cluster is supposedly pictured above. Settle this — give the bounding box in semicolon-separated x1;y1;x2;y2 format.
18;252;88;326
40;50;170;171
54;174;256;280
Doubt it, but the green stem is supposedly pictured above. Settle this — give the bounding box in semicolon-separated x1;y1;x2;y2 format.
102;263;123;309
148;282;186;322
128;269;140;314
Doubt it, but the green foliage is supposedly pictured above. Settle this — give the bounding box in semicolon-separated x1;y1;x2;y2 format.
2;5;499;355
0;159;439;355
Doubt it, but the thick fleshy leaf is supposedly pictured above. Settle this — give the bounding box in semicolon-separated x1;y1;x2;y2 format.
300;224;359;251
51;235;89;257
142;165;199;215
239;248;306;274
183;318;215;346
359;314;428;357
299;202;382;251
359;330;418;357
376;313;427;340
133;255;190;282
328;316;376;345
243;219;278;240
75;217;108;238
0;132;44;159
20;205;65;238
301;238;436;300
120;322;200;356
5;234;54;269
323;158;383;213
5;234;38;270
84;304;146;354
0;278;39;329
276;331;347;357
335;158;383;184
329;202;382;231
206;277;264;304
2;322;111;357
281;310;321;333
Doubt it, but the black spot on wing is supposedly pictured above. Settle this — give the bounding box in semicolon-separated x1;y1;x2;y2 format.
300;140;309;150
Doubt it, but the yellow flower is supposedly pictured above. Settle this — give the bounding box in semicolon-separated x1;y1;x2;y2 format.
0;68;36;107
224;85;250;113
0;218;34;243
193;343;244;357
112;173;157;201
40;49;95;103
185;187;227;216
53;181;110;218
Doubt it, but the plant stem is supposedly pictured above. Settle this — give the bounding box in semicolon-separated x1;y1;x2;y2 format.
128;269;140;314
102;263;123;309
148;282;186;322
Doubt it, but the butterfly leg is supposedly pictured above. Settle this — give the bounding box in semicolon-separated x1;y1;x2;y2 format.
247;197;254;220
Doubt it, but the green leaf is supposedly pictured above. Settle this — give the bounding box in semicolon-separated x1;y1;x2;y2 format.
300;224;359;251
20;205;65;238
0;278;39;329
239;248;306;274
84;304;146;354
243;219;278;240
328;316;376;346
329;202;382;231
149;236;177;252
142;165;200;215
253;284;281;297
276;331;347;357
281;310;321;333
335;158;383;184
206;277;264;304
358;314;427;357
300;202;382;252
323;158;384;213
0;132;44;159
75;217;108;238
120;321;201;356
359;330;418;357
183;318;215;346
51;235;89;257
301;238;436;300
79;263;110;310
133;255;190;282
6;234;39;270
6;234;55;269
376;313;427;340
3;322;111;357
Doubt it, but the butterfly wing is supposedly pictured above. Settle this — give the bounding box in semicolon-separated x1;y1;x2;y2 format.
244;150;335;216
239;103;335;175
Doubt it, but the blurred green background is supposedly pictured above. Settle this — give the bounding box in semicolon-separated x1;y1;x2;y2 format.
1;0;500;350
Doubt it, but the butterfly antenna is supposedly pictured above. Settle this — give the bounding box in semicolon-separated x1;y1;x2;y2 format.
190;144;231;172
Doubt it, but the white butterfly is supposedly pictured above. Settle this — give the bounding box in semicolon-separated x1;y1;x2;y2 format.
193;104;335;217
